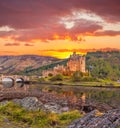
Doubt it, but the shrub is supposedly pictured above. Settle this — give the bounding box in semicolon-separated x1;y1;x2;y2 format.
0;102;83;128
81;76;98;82
48;73;53;77
37;77;46;82
59;110;83;125
49;74;63;81
71;71;83;82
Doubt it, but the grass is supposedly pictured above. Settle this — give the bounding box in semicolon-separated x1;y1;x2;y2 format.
59;110;82;126
0;102;83;128
49;80;120;88
35;76;120;87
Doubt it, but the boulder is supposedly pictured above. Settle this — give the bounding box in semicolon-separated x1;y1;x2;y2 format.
0;96;70;113
44;102;62;113
12;97;43;111
68;109;120;128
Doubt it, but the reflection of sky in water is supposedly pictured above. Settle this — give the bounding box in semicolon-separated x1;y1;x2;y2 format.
16;78;23;82
2;78;13;82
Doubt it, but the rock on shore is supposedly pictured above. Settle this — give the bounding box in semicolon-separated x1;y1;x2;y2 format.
68;109;120;128
0;96;69;113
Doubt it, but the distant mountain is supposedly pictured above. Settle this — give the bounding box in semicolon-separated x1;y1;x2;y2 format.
0;55;59;74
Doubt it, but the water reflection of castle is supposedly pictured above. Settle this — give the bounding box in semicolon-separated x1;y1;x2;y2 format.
42;52;86;77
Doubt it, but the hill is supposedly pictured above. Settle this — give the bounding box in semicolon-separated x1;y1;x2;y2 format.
0;55;59;74
86;51;120;80
21;59;68;75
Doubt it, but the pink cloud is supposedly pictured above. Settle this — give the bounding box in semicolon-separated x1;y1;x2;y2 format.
94;30;120;36
0;0;119;44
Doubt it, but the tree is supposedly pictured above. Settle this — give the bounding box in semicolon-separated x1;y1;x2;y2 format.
71;71;83;82
86;51;120;80
49;74;63;81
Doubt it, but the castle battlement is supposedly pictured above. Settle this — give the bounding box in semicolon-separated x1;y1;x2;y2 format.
69;52;82;60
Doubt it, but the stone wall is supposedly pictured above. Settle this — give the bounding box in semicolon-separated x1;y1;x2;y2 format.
0;75;30;82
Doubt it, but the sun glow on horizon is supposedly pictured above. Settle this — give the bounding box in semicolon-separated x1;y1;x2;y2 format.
39;51;86;59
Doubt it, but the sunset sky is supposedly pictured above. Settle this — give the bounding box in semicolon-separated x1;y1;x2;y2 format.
0;0;120;58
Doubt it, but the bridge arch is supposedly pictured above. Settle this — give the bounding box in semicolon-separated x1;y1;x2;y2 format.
15;78;24;88
2;77;15;88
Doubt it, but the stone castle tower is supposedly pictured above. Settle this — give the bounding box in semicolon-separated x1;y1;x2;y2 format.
67;52;86;73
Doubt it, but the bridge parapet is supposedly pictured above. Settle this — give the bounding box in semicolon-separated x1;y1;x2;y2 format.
0;75;30;82
0;75;30;91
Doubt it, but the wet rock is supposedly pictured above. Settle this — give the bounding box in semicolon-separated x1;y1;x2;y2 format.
68;109;120;128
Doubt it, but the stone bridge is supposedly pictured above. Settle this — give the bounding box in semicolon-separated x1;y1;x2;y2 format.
0;75;30;82
0;75;30;90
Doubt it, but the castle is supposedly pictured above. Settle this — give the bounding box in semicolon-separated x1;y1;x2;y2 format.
42;52;86;77
67;52;86;73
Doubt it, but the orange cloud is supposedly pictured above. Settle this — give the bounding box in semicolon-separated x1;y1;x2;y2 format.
38;48;120;58
40;48;120;53
0;0;120;57
24;43;34;46
4;43;20;46
53;34;60;40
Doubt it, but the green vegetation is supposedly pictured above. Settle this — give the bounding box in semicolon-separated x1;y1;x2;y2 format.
0;102;82;128
35;69;120;87
49;74;64;81
34;74;120;87
58;110;82;126
86;51;120;80
70;71;97;82
21;59;68;75
71;71;83;82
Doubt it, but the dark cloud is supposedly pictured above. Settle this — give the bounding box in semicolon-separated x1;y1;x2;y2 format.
0;0;119;29
4;42;20;46
4;19;102;42
24;43;34;46
95;30;120;36
0;0;120;43
0;0;70;29
39;48;120;53
74;0;120;23
69;19;102;34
